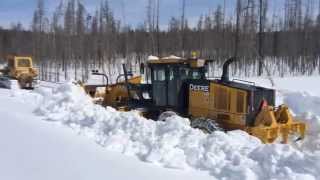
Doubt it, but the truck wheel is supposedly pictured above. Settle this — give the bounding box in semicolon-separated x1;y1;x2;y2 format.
191;118;221;133
157;111;177;121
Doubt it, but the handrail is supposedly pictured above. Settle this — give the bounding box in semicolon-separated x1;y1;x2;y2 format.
232;79;255;85
91;70;109;86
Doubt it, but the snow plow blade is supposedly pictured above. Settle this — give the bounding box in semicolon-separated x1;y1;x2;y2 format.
248;105;306;143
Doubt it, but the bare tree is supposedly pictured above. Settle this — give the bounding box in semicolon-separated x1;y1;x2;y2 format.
156;0;160;56
181;0;186;57
146;0;156;55
258;0;268;76
1;0;319;80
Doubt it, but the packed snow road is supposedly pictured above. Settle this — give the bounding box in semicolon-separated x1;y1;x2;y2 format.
1;77;320;180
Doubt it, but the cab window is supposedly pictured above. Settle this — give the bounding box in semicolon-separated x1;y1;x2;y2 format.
191;70;201;79
169;68;175;81
179;68;190;80
17;59;31;67
153;68;166;81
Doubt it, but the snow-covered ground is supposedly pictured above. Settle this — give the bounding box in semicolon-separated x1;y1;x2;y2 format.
0;88;213;180
0;76;320;180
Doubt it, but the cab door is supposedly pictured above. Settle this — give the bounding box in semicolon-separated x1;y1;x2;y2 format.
8;58;15;77
152;67;167;106
168;67;178;107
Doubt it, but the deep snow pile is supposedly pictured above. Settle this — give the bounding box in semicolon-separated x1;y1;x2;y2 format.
282;91;320;117
280;91;320;152
32;83;320;180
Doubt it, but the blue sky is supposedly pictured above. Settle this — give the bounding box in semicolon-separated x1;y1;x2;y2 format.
0;0;290;30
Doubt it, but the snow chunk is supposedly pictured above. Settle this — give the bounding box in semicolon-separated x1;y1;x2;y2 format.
148;55;160;61
162;55;182;60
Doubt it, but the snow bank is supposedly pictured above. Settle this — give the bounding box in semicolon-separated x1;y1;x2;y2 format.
31;82;320;180
282;91;320;116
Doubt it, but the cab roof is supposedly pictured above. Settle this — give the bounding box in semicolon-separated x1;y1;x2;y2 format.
147;55;209;68
7;55;33;60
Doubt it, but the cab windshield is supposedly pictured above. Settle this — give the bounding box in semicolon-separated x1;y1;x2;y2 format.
179;67;203;80
17;59;31;67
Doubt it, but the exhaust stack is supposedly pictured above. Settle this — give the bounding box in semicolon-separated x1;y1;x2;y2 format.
221;57;236;82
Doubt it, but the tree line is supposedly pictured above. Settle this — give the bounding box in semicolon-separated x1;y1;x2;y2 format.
0;0;320;81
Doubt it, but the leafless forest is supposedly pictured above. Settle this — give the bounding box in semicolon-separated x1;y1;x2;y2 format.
0;0;320;82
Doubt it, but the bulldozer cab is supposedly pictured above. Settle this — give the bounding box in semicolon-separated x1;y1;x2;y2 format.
1;55;38;89
11;56;32;68
148;57;207;112
6;56;33;76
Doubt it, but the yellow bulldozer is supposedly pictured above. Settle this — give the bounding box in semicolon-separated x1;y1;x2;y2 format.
84;56;306;144
0;55;38;89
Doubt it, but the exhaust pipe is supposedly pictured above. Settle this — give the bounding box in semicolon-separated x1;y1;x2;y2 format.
122;64;132;100
221;57;236;82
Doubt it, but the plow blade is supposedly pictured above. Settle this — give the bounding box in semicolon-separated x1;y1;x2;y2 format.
248;122;306;143
248;105;307;143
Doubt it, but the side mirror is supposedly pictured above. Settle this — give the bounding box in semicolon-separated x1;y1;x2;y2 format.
91;70;99;74
140;63;145;74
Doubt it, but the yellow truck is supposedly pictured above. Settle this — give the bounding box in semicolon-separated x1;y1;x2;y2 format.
0;55;38;89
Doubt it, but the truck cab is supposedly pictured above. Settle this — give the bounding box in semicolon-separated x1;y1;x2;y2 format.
147;56;208;114
146;56;275;126
7;56;34;77
1;55;38;89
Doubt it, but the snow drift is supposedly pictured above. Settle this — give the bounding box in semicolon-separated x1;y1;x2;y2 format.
281;91;320;153
283;91;320;117
32;83;320;180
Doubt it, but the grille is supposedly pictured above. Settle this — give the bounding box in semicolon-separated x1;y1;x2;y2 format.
214;86;229;111
237;91;245;113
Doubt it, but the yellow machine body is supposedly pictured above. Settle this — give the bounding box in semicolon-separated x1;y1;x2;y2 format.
84;76;142;109
188;82;306;143
102;76;142;107
189;83;248;129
